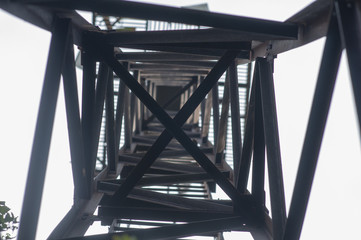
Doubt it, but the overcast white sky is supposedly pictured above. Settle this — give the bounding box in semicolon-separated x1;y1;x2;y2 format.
1;0;361;239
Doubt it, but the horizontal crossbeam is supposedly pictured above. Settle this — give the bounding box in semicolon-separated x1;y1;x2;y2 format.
61;217;248;240
119;154;204;173
103;28;294;46
27;0;298;38
98;206;241;222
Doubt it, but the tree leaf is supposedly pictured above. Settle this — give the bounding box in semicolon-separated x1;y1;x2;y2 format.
4;213;12;222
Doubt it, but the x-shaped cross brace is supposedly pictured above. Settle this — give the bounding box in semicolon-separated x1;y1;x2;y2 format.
90;41;246;208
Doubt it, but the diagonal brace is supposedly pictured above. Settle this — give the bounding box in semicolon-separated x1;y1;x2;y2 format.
108;50;238;200
18;18;72;240
100;48;244;204
283;9;342;240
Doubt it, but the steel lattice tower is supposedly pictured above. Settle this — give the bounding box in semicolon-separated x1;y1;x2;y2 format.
1;0;361;239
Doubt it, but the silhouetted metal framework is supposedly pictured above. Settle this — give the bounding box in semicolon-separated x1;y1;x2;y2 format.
1;0;360;239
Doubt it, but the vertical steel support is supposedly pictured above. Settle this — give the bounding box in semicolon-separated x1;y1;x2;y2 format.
335;0;361;133
245;62;252;107
18;18;71;240
200;76;206;128
252;72;265;206
185;86;192;124
215;71;230;163
123;86;132;149
187;84;194;124
229;60;242;181
148;82;155;119
258;57;286;240
212;83;220;146
92;62;110;173
144;80;149;120
180;87;185;108
115;62;128;149
201;91;212;144
130;91;136;132
193;77;201;126
236;67;257;192
115;80;125;150
130;76;137;133
62;29;89;199
81;45;96;187
283;12;342;240
123;61;132;149
106;69;117;172
139;78;146;132
152;82;157;104
134;71;141;134
146;81;152;120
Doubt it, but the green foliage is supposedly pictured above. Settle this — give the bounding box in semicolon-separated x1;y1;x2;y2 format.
0;202;18;240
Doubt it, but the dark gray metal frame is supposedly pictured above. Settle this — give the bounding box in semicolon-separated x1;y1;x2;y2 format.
2;0;361;239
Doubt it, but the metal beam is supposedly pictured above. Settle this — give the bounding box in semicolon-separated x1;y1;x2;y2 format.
123;86;132;149
80;48;96;189
98;206;238;222
283;11;342;240
252;73;265;206
119;154;204;173
215;71;230;163
130;63;212;70
18;18;71;240
132;61;216;68
60;217;248;240
130;86;137;139
102;28;294;46
98;172;230;188
133;70;142;134
141;69;210;75
131;136;194;150
116;52;220;61
115;79;125;150
201;90;212;143
212;83;220;148
140;72;206;77
62;28;89;199
91;62;109;176
252;0;332;59
28;0;298;38
236;70;256;192
105;68;117;172
192;77;202;127
121;41;251;51
116;43;249;57
258;58;286;240
128;188;233;212
155;148;213;158
229;60;243;182
143;79;194;85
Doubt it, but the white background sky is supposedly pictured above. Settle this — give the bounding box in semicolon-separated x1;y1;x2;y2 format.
1;0;361;239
